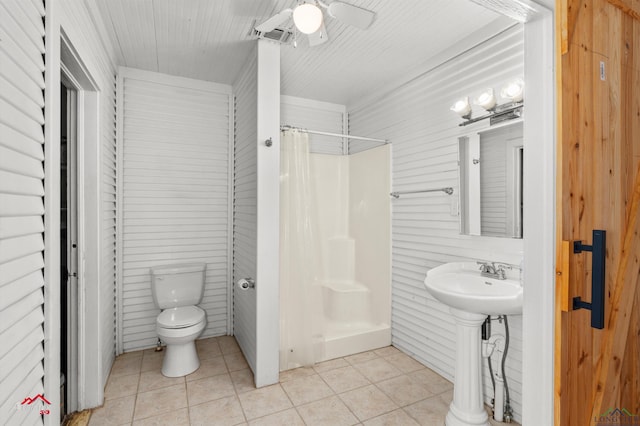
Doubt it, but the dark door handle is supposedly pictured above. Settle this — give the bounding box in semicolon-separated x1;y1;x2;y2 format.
572;229;606;329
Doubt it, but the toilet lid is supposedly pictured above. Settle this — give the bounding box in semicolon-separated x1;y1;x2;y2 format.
157;306;205;329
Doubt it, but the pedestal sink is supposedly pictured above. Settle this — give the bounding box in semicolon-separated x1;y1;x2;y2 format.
424;262;522;426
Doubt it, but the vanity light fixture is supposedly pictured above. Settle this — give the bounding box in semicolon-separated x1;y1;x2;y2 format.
450;97;472;119
452;79;524;127
474;88;497;111
293;2;324;34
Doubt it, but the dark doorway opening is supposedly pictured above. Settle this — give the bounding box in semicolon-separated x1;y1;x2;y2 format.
60;81;77;418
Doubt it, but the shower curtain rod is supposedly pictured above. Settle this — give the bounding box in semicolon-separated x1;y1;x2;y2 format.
281;125;390;144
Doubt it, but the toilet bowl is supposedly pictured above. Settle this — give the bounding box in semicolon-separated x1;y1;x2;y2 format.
156;305;206;377
150;263;207;377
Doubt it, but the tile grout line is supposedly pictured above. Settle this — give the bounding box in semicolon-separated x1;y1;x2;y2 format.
131;365;140;425
273;381;298;425
315;360;364;424
342;350;441;423
100;338;476;426
231;355;249;426
184;371;191;426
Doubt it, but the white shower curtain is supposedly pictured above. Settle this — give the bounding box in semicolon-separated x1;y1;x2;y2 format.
280;130;324;370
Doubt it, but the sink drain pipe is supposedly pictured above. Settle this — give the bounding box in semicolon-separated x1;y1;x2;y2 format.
482;315;513;423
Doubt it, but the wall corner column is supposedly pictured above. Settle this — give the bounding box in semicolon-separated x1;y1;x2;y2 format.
255;39;281;387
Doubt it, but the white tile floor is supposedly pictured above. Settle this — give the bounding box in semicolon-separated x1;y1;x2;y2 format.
89;336;517;425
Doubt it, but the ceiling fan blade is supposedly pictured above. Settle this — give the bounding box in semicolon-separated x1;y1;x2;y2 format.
255;8;293;33
308;22;329;47
327;2;375;30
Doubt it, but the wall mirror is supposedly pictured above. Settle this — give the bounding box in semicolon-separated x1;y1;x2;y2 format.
458;121;523;238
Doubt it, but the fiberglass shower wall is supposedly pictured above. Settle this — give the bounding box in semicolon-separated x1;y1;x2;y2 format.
279;96;391;370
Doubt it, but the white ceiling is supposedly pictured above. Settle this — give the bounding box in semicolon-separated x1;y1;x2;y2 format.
93;0;505;105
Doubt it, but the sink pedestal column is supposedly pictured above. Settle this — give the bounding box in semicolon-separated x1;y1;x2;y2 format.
446;308;490;426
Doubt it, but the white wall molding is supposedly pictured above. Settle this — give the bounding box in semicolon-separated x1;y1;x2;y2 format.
226;89;235;335
115;70;125;355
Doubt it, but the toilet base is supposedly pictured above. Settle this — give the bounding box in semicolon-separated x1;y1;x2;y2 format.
161;341;200;377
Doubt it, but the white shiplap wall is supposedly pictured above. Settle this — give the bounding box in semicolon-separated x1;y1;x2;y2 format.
348;25;525;422
0;1;46;423
59;0;120;392
281;96;345;155
118;68;232;352
232;49;258;372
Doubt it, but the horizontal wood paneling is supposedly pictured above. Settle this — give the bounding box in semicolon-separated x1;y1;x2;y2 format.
0;1;45;423
232;49;258;372
119;68;231;352
281;95;345;155
348;25;525;422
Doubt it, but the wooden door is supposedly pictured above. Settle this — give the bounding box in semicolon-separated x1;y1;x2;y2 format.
556;0;640;425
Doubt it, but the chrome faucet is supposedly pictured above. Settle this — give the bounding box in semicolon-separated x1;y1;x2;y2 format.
477;261;511;280
477;261;495;275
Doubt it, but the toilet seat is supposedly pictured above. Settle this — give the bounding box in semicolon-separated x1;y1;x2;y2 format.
157;306;205;329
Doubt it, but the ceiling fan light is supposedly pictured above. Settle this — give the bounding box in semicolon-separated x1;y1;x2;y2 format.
500;79;524;102
474;88;497;111
293;3;323;34
451;97;471;118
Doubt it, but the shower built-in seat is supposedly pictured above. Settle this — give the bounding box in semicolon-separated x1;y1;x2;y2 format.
320;236;390;360
323;280;371;324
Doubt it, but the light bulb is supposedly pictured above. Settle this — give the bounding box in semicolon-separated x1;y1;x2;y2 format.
500;79;524;102
474;88;497;111
293;3;323;34
450;97;471;118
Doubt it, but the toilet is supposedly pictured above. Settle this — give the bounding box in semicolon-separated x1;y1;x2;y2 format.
150;263;207;377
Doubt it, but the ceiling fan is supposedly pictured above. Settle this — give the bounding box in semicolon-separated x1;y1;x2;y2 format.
254;1;376;47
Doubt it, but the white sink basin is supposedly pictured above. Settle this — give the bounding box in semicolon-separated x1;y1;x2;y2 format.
424;262;522;315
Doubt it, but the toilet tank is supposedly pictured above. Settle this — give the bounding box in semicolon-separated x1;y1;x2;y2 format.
150;263;206;309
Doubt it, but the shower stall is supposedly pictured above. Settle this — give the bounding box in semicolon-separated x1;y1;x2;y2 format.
279;128;391;371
